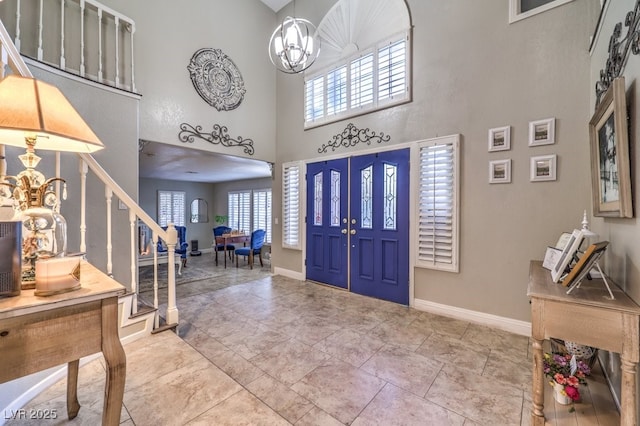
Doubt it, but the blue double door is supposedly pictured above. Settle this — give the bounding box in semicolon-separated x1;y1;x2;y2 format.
306;149;410;305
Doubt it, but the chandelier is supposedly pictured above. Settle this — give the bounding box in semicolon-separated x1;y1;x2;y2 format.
269;15;320;74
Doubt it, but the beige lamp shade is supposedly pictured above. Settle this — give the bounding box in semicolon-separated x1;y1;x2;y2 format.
0;75;104;153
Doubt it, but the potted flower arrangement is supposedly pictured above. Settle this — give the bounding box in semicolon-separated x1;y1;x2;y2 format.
543;352;591;410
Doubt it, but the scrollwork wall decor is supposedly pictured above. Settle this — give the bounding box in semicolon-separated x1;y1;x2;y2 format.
318;123;391;154
187;48;246;111
595;0;640;105
178;123;254;155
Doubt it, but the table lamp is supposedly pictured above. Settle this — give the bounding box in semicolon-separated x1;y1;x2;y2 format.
0;75;104;292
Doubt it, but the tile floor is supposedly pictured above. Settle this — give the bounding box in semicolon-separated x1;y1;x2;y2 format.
7;255;620;425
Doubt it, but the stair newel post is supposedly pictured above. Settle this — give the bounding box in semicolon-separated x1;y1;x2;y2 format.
79;0;85;77
151;230;159;326
79;158;87;253
165;224;179;327
14;0;21;51
59;0;65;69
105;186;113;277
37;0;43;60
114;16;120;87
128;209;137;311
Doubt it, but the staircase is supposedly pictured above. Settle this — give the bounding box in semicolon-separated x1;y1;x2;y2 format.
0;3;178;339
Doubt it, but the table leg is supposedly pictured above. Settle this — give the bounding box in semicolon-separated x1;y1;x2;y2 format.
101;297;126;426
531;337;545;424
66;360;80;420
621;356;638;425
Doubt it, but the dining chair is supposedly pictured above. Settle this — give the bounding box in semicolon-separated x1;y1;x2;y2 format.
213;226;235;264
235;229;266;269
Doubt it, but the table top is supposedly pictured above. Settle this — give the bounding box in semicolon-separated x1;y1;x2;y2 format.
527;260;640;314
0;260;126;319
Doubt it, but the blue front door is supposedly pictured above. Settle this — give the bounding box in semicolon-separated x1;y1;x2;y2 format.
350;149;410;304
305;158;349;288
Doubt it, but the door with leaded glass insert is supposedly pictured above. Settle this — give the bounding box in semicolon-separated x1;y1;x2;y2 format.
350;149;409;304
305;158;349;288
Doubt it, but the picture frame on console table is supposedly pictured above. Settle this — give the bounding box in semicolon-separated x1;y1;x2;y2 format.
562;241;609;289
551;229;584;283
589;76;633;218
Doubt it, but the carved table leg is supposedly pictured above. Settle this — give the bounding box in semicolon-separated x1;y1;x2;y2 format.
66;360;80;420
101;297;126;426
620;356;637;426
531;337;545;425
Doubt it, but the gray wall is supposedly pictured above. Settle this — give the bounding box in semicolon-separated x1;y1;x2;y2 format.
589;0;640;410
139;177;216;249
271;0;601;322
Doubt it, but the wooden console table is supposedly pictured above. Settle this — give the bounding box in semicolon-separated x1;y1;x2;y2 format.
0;261;126;425
528;260;640;425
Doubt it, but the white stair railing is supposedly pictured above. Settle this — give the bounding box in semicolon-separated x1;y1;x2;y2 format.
5;0;136;92
0;17;177;330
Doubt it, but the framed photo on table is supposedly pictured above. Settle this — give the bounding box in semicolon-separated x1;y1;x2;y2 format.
589;76;633;218
562;241;609;288
551;229;584;283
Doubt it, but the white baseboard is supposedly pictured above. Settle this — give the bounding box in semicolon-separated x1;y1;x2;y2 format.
273;267;304;281
413;298;531;337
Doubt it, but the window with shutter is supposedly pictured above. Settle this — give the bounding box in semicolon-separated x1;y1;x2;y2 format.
228;191;251;234
327;66;347;116
253;189;272;244
417;135;459;272
350;53;374;109
157;190;185;227
305;75;325;123
282;163;301;249
378;39;406;102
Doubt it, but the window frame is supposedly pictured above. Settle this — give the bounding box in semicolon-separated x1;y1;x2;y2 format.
304;30;411;129
508;0;575;23
415;135;460;273
228;189;273;244
157;190;185;227
282;162;302;250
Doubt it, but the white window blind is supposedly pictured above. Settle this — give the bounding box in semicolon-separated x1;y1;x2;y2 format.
157;190;185;227
350;53;374;109
327;66;347;116
282;163;301;249
378;39;406;101
228;191;251;233
417;136;459;272
305;75;325;122
253;189;272;244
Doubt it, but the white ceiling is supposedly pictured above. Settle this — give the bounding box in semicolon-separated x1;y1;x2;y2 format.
260;0;291;12
139;141;272;183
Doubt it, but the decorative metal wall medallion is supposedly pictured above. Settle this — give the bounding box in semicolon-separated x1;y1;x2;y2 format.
187;48;246;111
595;0;640;105
318;123;391;153
178;123;254;155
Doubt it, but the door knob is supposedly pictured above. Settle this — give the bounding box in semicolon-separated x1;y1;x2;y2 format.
350;229;356;235
341;229;347;234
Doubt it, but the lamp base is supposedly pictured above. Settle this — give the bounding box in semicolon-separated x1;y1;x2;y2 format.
34;281;81;297
34;256;81;297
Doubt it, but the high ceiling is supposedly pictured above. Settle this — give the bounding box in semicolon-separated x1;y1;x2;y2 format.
139;141;272;183
260;0;291;12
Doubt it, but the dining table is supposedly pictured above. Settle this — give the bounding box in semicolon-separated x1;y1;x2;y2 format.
215;233;250;268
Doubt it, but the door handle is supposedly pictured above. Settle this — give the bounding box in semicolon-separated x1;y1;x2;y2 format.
341;229;348;234
350;229;356;235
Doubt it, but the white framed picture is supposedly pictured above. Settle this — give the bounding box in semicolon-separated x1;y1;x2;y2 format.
489;159;511;184
528;118;555;146
530;154;557;182
488;126;511;152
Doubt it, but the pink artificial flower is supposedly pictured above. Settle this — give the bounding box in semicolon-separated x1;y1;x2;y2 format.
566;376;579;387
564;385;580;401
554;373;567;385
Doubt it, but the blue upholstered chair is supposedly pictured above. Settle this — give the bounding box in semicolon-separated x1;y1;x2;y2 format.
213;226;235;264
158;225;189;268
235;229;266;269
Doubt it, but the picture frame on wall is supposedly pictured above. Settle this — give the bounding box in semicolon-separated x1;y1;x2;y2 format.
489;159;511;184
488;126;511;152
589;76;633;218
528;118;555;146
530;154;557;182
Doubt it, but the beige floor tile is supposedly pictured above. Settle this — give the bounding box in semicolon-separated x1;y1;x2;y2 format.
411;312;471;338
186;389;290;426
360;344;443;397
426;365;523;425
294;406;343;426
245;374;314;423
277;317;343;347
416;332;489;375
291;361;386;424
366;319;430;351
313;328;385;367
352;383;465;426
250;340;333;385
461;323;529;359
218;321;291;360
123;358;243;426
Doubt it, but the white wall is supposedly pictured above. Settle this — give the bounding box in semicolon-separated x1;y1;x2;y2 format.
271;0;601;322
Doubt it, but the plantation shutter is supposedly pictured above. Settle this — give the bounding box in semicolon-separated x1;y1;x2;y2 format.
157;190;185;227
305;75;325;122
326;65;347;116
417;136;459;272
282;163;301;249
228;191;251;233
350;52;374;108
253;189;272;243
378;38;407;101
